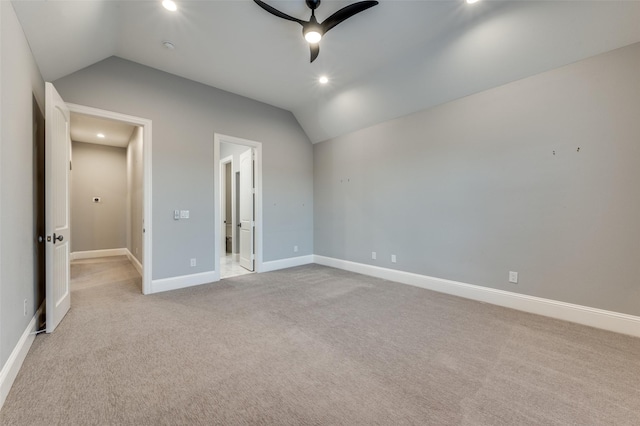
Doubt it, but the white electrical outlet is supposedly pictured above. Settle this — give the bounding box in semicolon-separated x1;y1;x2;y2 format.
294;245;298;253
190;258;197;267
23;299;27;316
391;254;397;263
174;210;180;220
372;251;377;260
509;271;518;284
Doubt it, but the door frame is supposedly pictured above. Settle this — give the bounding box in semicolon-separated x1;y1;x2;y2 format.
67;103;153;295
220;155;233;256
213;134;263;280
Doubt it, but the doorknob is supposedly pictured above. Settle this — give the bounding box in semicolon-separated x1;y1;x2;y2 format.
52;233;63;243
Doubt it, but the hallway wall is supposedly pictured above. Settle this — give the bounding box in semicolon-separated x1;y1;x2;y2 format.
127;127;144;264
71;141;128;253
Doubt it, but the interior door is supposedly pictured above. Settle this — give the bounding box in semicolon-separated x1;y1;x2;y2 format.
45;82;71;333
239;149;254;271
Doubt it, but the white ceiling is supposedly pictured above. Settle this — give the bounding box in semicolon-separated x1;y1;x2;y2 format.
71;113;136;148
12;1;640;143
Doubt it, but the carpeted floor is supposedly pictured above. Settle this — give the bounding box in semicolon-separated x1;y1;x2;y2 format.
1;256;639;425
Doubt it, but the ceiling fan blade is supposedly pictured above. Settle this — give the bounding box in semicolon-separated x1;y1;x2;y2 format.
310;43;320;63
253;0;305;25
321;1;378;34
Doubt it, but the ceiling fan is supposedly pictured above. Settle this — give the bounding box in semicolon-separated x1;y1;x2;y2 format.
253;0;379;63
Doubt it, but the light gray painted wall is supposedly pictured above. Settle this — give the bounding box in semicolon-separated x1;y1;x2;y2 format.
0;2;45;368
314;42;640;317
71;141;127;252
126;127;143;264
54;57;313;280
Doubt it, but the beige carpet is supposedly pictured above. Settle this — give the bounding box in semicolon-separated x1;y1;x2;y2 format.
1;256;639;425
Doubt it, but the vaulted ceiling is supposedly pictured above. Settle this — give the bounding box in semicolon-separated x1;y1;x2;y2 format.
12;0;640;143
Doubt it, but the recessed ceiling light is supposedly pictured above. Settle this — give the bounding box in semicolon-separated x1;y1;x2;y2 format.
97;133;105;138
162;41;175;50
162;0;177;12
466;0;480;4
319;76;329;85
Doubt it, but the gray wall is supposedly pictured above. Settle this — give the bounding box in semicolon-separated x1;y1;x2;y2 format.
71;141;128;252
127;126;143;264
0;2;45;369
54;57;313;280
314;42;640;317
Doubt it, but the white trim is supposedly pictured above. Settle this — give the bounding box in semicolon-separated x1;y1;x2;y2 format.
150;271;218;294
126;249;143;276
214;134;264;282
262;255;314;272
313;255;640;338
0;304;43;410
66;103;152;295
70;248;127;261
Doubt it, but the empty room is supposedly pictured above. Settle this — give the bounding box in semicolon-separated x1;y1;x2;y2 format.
1;0;639;424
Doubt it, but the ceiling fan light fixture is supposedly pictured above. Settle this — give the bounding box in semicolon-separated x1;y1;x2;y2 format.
253;0;379;62
466;0;480;4
304;29;322;44
319;76;329;84
162;0;177;12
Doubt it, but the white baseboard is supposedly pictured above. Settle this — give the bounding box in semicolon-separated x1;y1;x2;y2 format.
313;255;640;338
0;303;43;410
150;271;218;294
70;248;127;261
125;249;143;276
261;255;314;272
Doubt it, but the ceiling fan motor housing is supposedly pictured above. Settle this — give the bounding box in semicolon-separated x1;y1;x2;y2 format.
306;0;321;10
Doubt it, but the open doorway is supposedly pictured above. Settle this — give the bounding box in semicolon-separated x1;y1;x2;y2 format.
214;134;263;281
66;104;152;294
68;113;142;283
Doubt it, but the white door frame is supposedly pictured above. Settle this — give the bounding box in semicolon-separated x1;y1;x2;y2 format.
66;103;153;295
220;155;233;256
214;134;263;281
